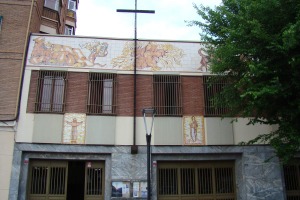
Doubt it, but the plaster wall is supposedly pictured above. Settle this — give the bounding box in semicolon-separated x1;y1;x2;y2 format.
233;118;274;144
16;69;34;143
0;130;14;200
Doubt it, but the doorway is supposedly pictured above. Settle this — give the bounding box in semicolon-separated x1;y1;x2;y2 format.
27;160;105;200
67;161;85;200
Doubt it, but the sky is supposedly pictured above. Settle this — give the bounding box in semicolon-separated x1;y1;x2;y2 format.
75;0;222;41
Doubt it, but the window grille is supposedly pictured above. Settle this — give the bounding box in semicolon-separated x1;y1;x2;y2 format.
35;71;67;113
87;73;117;115
86;167;104;196
203;76;229;116
153;75;182;116
158;161;236;200
284;164;300;199
28;161;68;199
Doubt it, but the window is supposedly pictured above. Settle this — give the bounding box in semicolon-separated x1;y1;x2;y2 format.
87;73;117;115
203;76;229;116
0;16;3;32
44;0;60;11
64;25;74;35
158;161;236;200
35;71;67;113
284;163;300;199
153;75;182;116
68;0;76;11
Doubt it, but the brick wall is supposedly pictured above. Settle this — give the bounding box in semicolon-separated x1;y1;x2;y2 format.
117;74;134;116
27;70;38;113
65;72;88;113
136;75;153;117
182;76;204;115
30;0;44;33
26;72;206;116
0;1;32;120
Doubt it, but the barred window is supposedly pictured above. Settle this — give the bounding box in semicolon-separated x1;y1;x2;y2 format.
284;163;300;199
87;73;117;115
158;161;236;200
203;76;228;116
153;75;182;116
35;71;67;113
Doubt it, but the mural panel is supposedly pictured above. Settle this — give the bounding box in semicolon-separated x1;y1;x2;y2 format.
183;116;205;145
63;113;86;144
27;35;210;72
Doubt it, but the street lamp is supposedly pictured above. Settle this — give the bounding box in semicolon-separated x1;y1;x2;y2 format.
142;108;156;200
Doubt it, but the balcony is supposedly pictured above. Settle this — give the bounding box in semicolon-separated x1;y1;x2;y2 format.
41;7;60;33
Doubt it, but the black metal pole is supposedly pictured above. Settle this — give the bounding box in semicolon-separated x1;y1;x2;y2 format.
146;134;151;200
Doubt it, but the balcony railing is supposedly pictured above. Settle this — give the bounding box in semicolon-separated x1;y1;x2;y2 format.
42;7;59;22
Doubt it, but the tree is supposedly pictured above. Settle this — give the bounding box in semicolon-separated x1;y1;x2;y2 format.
189;0;300;163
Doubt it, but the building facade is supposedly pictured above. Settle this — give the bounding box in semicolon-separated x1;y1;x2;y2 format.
0;0;78;199
8;34;295;200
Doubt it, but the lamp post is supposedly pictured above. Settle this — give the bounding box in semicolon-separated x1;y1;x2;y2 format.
142;108;156;200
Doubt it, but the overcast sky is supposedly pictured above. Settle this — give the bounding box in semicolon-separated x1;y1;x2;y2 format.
75;0;222;41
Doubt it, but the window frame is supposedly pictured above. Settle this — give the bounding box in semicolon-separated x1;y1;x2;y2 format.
153;75;182;116
87;73;117;115
284;162;300;199
203;75;229;117
44;0;60;11
68;0;77;11
35;70;68;113
64;25;74;35
158;161;236;200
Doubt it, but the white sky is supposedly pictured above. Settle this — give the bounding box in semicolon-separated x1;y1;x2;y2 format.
75;0;222;41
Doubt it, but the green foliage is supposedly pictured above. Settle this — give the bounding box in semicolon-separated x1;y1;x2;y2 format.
189;0;300;163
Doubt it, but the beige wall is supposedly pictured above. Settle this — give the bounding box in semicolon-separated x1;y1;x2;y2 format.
153;117;182;145
205;118;234;145
17;114;277;146
0;129;14;200
32;114;64;143
86;116;116;145
233;118;274;144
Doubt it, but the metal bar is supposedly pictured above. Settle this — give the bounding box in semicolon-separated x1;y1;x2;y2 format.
116;9;155;13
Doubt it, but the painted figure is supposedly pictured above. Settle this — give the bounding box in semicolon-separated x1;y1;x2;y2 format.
189;116;198;142
111;41;184;71
66;118;83;141
198;49;208;72
29;37;108;67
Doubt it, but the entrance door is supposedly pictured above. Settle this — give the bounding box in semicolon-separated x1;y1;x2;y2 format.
27;160;105;200
27;160;68;200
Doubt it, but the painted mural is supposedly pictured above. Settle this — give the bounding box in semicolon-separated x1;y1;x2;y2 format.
27;35;210;72
63;113;86;144
111;41;184;71
183;116;205;145
29;37;108;67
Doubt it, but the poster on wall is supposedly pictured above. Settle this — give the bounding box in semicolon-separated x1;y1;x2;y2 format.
63;113;86;144
133;181;147;198
112;182;130;198
183;116;205;145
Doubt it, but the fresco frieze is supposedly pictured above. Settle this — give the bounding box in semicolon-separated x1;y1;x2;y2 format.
27;35;210;72
29;37;108;67
111;41;184;71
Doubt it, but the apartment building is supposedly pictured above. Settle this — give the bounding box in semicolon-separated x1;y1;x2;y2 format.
0;0;78;199
9;34;296;200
